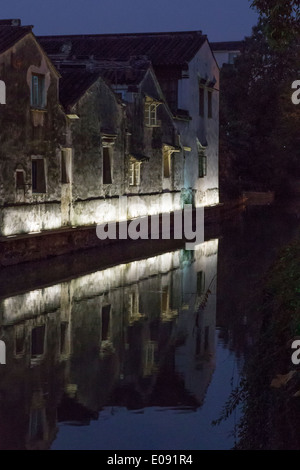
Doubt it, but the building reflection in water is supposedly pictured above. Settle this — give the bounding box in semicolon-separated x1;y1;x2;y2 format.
0;240;218;450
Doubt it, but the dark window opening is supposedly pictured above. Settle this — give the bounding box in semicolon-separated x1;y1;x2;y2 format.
199;87;204;117
198;152;207;178
31;74;45;108
102;305;111;341
31;325;45;357
103;147;112;184
15;325;25;355
160;79;178;112
197;271;205;295
16;170;25;190
208;90;212;118
162;286;169;312
60;322;68;355
32;159;46;193
163;149;171;178
61;149;71;184
204;326;209;351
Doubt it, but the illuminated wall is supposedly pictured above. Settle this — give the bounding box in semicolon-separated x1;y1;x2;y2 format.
177;41;219;207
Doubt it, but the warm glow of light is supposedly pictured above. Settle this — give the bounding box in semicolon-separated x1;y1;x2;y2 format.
66;114;79;119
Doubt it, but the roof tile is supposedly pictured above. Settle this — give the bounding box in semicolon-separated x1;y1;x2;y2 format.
38;31;207;67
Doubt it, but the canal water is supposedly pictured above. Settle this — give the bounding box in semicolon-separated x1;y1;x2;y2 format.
0;202;299;450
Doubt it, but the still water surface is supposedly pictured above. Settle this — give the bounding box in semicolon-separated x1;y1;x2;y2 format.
0;203;299;450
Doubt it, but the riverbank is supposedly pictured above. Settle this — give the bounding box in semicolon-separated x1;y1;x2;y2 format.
0;201;245;267
233;234;300;449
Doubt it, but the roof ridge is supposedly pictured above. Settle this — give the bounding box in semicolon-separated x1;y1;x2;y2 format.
38;30;204;39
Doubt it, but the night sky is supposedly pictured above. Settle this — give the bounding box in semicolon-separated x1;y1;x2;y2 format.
1;0;258;40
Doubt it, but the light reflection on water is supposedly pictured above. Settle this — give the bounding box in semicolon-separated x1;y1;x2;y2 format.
0;240;222;450
52;328;241;451
0;203;299;450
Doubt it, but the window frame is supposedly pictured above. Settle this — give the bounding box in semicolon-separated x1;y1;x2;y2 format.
207;90;213;119
163;148;171;179
32;157;46;193
31;73;46;109
198;151;207;178
144;101;160;127
102;146;113;185
199;86;205;117
129;161;141;186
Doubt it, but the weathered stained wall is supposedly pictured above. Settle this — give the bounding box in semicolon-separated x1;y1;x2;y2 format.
177;40;219;207
69;78;125;200
66;68;184;229
124;68;184;197
0;33;66;236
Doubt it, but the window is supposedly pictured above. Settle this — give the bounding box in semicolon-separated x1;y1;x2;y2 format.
32;158;46;193
145;102;158;126
31;325;45;358
161;286;169;313
29;408;44;441
60;322;69;355
101;305;111;342
197;271;205;295
144;341;156;376
31;74;45;108
163;148;171;178
61;148;72;184
199;86;204;117
16;170;25;190
129;162;141;186
15;324;25;356
128;292;139;318
208;90;213;118
160;79;178;112
198;151;207;178
103;147;112;184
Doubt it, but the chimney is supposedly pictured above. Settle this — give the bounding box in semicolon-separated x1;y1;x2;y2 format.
0;19;21;26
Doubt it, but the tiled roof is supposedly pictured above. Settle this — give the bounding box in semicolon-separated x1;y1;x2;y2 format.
38;30;207;67
0;25;33;54
211;41;244;51
59;70;102;108
98;64;148;87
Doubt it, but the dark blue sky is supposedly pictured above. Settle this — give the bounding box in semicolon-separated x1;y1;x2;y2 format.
1;0;258;40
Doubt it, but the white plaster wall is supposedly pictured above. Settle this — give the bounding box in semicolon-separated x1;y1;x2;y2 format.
177;40;219;207
1;192;182;236
72;192;182;227
1;203;61;236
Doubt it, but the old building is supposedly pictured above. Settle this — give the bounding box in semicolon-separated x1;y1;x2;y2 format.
0;22;220;256
39;30;220;209
58;58;183;227
0;20;66;237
